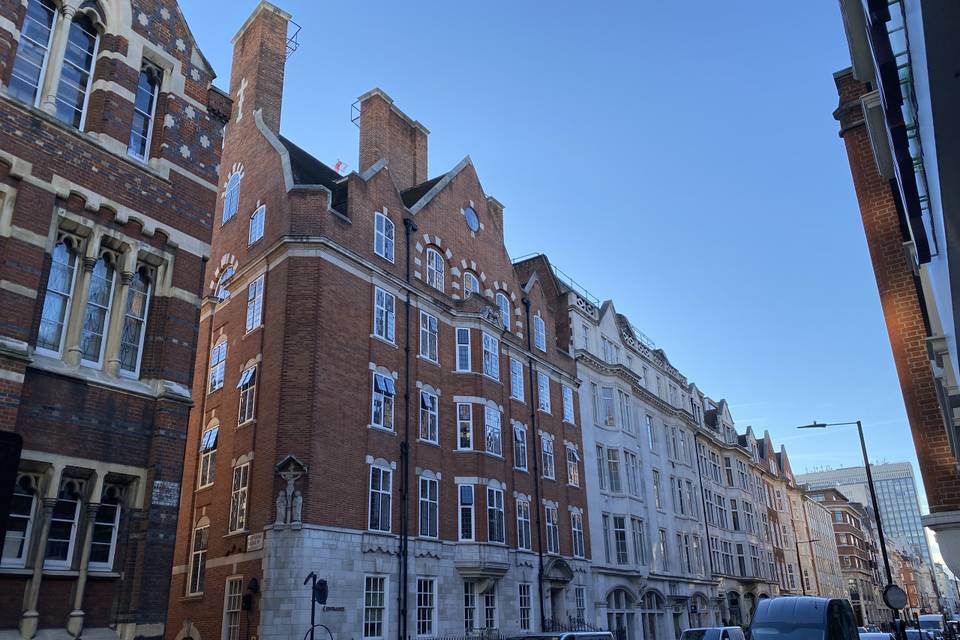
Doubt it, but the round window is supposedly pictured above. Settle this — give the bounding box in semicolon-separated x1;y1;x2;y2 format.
464;206;479;232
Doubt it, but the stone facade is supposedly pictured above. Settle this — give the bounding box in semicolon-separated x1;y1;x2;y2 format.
0;0;226;639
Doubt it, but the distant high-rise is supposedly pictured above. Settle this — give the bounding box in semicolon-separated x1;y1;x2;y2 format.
796;463;932;567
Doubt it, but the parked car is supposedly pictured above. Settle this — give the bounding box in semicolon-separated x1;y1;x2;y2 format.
681;628;747;640
906;630;937;640
920;616;947;640
858;632;894;640
750;596;859;640
508;633;615;640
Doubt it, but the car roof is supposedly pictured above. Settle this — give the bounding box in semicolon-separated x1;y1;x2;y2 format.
753;596;831;624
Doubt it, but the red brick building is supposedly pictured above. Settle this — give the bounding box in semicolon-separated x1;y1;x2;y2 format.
164;3;590;640
0;0;227;638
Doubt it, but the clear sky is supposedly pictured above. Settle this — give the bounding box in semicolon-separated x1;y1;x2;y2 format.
181;2;924;506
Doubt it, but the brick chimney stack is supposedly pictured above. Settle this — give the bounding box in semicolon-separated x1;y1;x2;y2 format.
358;89;429;191
229;1;291;133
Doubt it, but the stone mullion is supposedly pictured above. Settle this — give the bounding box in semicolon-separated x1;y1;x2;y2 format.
63;233;100;366
38;6;76;117
104;249;135;377
66;501;100;636
19;496;56;640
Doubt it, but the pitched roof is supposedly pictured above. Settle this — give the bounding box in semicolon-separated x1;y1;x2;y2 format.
278;135;348;213
401;174;447;208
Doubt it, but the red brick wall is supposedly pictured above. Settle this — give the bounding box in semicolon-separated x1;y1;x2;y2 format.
834;71;960;513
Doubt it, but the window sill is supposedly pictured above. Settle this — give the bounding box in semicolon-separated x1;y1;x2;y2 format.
243;325;263;338
514;467;529;474
237;419;255;430
509;396;525;404
482;374;501;384
454;448;475;454
417;439;440;448
541;476;556;482
368;424;397;436
224;529;249;539
196;483;215;493
181;594;205;602
563;420;577;427
370;334;399;349
482;452;504;461
538;408;552;416
416;354;440;368
247;237;264;249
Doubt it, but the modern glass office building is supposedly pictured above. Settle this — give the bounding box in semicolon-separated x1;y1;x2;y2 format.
797;463;932;567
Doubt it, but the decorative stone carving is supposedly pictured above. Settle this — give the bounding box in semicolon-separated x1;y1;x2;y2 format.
274;455;307;528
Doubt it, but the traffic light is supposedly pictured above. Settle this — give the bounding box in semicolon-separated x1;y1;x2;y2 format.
313;579;328;605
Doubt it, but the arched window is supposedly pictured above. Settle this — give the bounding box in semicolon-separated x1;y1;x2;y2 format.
607;589;637;640
496;292;510;331
223;172;241;224
463;272;480;297
198;424;219;487
45;478;84;569
249;204;265;245
425;248;444;292
79;252;117;367
9;0;57;107
37;239;78;355
216;266;235;300
727;591;742;626
54;11;99;128
188;517;209;595
1;474;38;567
89;484;123;570
374;212;394;262
640;591;664;640
128;61;162;161
119;266;152;378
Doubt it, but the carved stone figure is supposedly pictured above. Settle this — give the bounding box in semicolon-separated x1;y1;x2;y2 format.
275;490;288;525
292;491;302;524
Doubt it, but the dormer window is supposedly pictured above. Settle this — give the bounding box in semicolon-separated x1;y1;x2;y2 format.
128;61;162;161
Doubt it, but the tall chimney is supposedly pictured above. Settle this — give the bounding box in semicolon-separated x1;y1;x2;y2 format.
358;89;428;192
229;1;291;133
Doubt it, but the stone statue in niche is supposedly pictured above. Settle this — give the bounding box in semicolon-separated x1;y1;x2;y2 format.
274;455;308;528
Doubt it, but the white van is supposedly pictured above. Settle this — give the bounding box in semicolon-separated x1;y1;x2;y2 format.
680;628;747;640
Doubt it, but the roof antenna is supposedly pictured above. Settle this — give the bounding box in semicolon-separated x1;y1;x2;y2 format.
286;20;301;59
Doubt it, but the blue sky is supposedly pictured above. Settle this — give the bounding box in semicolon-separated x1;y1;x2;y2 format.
182;2;922;504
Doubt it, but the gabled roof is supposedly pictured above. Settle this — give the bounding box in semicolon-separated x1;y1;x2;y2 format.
401;174;446;208
278;135;348;213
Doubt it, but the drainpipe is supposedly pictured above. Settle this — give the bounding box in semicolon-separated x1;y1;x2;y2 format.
398;218;417;640
522;297;547;630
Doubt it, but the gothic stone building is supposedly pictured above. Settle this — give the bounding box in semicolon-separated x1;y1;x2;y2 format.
164;4;590;640
0;0;226;639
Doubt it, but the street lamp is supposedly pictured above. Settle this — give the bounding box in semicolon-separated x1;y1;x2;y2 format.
795;537;820;596
798;420;906;626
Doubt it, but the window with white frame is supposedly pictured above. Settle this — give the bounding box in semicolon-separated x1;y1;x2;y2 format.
245;275;264;332
419;390;438;444
602;513;612;562
373;287;396;343
519;583;532;631
571;512;585;558
513;424;527;470
537;372;551;413
419;476;438;538
118;267;152;377
646;415;657;451
363;575;387;639
596;445;606;491
188;521;209;594
496;292;510;330
562;385;575;423
216;266;235;301
541;434;555;479
545;505;560;554
9;0;57;107
534;315;546;351
416;577;436;637
54;11;98;128
1;474;38;567
652;469;662;510
613;516;629;564
484;406;502;456
510;358;524;400
419;311;438;362
128;61;162;161
482;333;499;380
487;487;505;543
37;239;78;355
618;390;632;433
199;426;219;487
368;465;392;532
607;448;622;493
631;517;647;564
595;385;615;426
426;248;444;291
88;484;123;571
463;582;476;631
237;365;257;424
463;272;480;297
374;212;395;262
456;328;471;371
224;576;243;640
658;529;669;571
457;403;472;450
459;485;474;541
576;586;586;622
516;499;531;550
248;204;265;245
223;171;241;224
625;451;641;497
228;463;249;533
566;445;580;486
79;254;117;366
483;585;497;629
371;372;396;431
209;341;227;393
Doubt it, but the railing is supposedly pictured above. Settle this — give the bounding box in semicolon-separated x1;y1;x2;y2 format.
543;618;607;633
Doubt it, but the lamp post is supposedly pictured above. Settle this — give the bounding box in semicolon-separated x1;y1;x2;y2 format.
798;420;903;628
795;537;820;596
